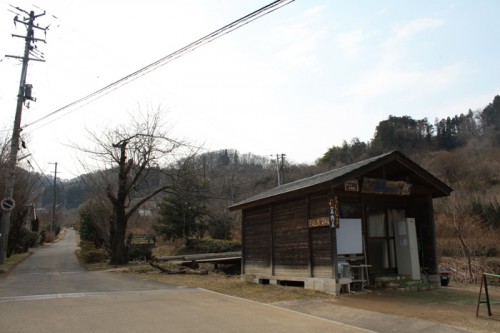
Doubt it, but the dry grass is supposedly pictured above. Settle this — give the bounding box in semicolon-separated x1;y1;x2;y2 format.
440;256;500;283
152;242;189;257
124;264;332;304
0;252;31;274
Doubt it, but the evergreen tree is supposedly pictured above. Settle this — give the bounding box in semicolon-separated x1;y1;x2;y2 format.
155;193;208;241
481;95;500;145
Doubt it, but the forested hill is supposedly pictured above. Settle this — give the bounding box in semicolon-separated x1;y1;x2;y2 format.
45;95;500;217
317;95;500;169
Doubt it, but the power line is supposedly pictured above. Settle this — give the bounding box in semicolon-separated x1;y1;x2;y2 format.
25;150;54;187
23;0;295;130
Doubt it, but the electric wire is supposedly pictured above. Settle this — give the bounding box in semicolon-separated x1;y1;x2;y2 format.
22;0;295;130
23;148;54;187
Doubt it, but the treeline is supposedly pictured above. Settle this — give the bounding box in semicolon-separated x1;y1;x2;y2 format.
317;95;500;167
52;95;500;217
152;149;325;240
48;95;500;245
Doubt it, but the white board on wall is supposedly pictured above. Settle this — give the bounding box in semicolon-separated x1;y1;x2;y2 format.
336;218;363;255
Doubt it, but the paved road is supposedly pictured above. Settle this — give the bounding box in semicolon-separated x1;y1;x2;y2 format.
0;229;371;333
0;229;178;298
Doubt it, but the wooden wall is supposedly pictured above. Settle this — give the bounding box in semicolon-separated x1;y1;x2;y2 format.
310;228;333;277
309;193;334;278
272;198;309;277
241;188;440;280
242;206;271;275
242;192;335;279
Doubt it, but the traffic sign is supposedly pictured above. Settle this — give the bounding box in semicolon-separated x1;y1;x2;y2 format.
1;197;15;211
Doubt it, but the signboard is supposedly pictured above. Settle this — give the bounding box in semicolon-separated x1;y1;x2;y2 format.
308;197;340;229
361;177;412;196
344;179;359;192
1;197;15;211
336;218;362;254
308;217;329;228
329;197;340;229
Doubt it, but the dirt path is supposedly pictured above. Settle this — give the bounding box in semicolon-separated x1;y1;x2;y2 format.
129;270;500;333
331;283;500;333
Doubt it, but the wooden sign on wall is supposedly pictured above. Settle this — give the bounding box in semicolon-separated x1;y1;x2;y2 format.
308;217;330;228
362;177;412;196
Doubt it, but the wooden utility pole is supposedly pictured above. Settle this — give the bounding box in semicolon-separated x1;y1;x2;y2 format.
0;8;47;264
49;162;58;233
274;154;286;186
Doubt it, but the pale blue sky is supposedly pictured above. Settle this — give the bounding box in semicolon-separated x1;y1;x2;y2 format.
1;0;499;178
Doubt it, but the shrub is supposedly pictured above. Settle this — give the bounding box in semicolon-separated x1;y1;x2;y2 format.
21;230;38;250
31;218;40;232
78;240;109;263
40;230;46;243
79;240;96;251
81;249;109;263
43;231;55;243
8;227;38;255
78;205;106;248
128;245;153;261
186;239;241;253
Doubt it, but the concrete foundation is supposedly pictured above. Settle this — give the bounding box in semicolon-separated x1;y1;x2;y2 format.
241;274;337;295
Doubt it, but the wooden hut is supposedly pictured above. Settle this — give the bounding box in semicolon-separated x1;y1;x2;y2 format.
229;151;452;294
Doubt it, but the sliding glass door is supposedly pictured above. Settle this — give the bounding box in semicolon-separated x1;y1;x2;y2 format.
366;206;405;274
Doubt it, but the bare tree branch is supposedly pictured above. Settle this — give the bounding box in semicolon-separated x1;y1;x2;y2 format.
74;106;198;264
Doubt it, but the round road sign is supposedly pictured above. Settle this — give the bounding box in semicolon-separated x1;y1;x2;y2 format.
1;197;15;211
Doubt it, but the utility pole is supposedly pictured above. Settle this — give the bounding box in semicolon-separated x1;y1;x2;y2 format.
274;154;286;186
0;8;47;264
49;162;58;234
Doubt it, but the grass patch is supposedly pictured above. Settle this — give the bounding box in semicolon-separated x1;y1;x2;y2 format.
127;266;332;304
0;252;32;274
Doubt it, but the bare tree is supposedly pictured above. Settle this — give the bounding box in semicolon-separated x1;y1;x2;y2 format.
78;108;197;264
6;168;44;255
0;134;45;256
437;189;485;282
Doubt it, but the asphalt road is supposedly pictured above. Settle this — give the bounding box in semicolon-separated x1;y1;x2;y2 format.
0;229;371;333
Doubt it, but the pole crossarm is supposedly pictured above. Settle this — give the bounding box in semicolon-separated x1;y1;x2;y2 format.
11;34;46;42
5;55;46;62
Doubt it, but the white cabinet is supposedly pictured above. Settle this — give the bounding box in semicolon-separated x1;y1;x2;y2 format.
394;218;420;280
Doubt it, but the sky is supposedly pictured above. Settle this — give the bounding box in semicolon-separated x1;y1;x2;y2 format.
1;0;499;180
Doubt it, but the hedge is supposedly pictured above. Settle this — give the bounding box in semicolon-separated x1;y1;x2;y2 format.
186;239;241;253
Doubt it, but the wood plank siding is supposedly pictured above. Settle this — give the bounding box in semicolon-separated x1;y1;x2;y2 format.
310;227;333;277
272;198;309;277
309;193;334;278
242;206;271;274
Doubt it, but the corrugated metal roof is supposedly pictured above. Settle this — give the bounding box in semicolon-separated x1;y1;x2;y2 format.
229;150;451;210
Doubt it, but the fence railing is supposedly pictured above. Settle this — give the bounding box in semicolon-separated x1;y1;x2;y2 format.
476;272;500;318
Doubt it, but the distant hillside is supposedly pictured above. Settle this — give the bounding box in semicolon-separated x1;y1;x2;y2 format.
318;95;500;168
40;95;500;241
